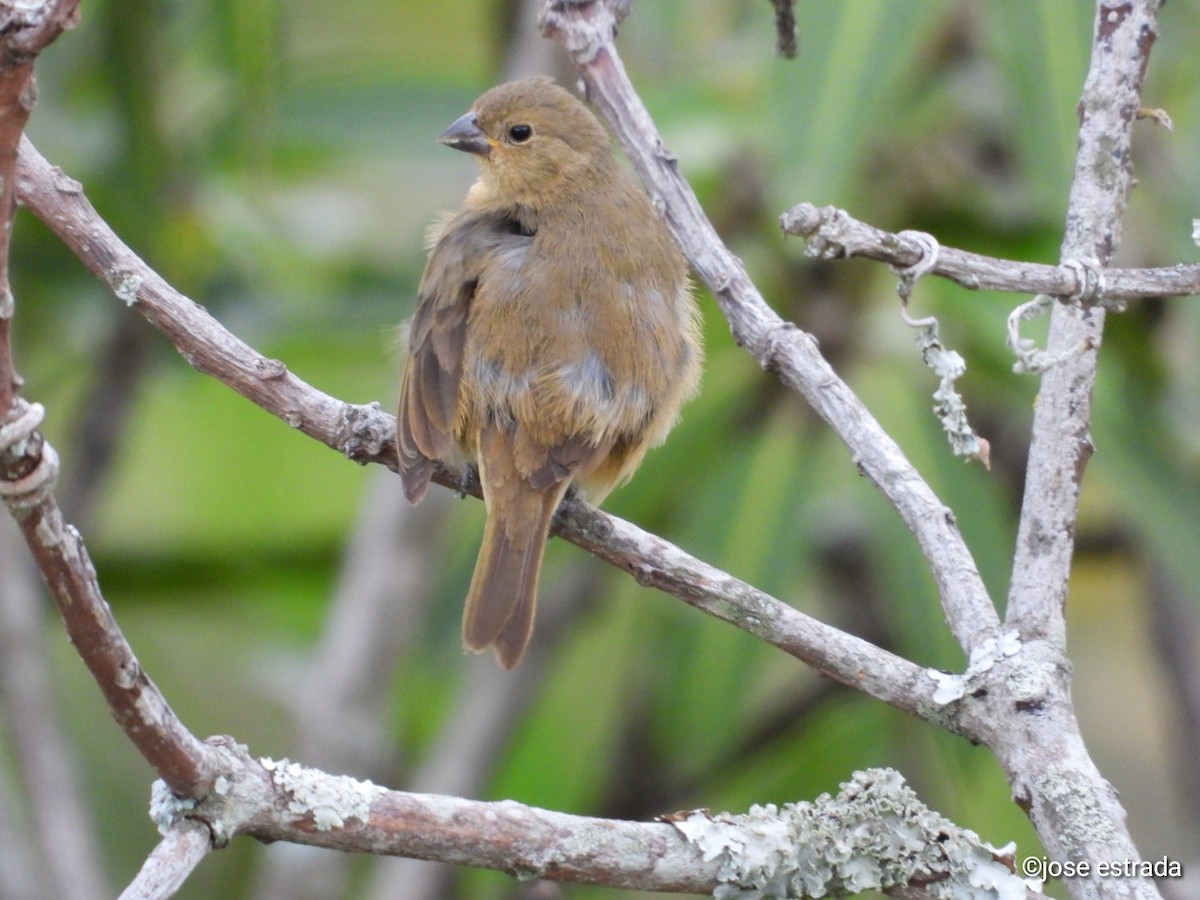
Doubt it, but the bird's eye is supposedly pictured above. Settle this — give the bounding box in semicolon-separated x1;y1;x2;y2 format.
508;124;533;143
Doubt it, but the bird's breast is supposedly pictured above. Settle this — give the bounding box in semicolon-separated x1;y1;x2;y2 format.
457;216;693;447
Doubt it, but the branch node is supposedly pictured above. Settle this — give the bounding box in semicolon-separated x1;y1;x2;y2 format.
758;320;802;375
892;229;941;295
1061;255;1115;309
927;630;1023;705
538;0;625;64
1136;105;1173;130
781;203;856;260
254;357;288;380
150;780;205;842
50;165;80;194
777;202;821;240
149;736;272;849
339;401;393;463
0;398;58;509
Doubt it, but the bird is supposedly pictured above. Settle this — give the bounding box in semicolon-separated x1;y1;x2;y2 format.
396;77;702;668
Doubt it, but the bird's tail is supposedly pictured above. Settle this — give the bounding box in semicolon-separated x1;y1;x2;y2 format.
463;453;568;669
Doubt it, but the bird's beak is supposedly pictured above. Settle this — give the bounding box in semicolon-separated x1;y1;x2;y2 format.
438;112;491;156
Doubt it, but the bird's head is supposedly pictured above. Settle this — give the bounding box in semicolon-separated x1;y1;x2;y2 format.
439;77;616;208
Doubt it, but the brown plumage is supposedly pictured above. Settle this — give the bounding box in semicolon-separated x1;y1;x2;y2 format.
397;77;702;668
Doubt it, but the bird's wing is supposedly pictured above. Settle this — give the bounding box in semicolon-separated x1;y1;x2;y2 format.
397;209;530;502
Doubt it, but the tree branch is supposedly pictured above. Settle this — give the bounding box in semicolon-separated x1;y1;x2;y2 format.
538;0;1000;660
781;201;1200;301
984;3;1167;897
154;749;1030;898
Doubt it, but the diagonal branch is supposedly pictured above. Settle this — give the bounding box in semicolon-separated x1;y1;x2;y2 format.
554;497;946;723
538;0;999;658
14;136;396;470
13;135;946;728
0;401;219;797
118;819;212;900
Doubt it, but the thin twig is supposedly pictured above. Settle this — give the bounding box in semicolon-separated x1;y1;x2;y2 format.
768;0;798;58
781;202;1200;301
117;819;212;900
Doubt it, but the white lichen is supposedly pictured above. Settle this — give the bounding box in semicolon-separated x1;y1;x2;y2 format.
32;509;63;544
928;668;967;705
929;630;1023;706
107;270;143;307
1004;659;1057;705
149;779;197;836
261;756;384;831
967;630;1023;674
673;768;1027;899
911;320;987;464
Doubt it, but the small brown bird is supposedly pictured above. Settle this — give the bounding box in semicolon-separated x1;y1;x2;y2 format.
397;77;702;668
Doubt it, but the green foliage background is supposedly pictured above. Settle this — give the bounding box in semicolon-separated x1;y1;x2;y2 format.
5;1;1200;897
